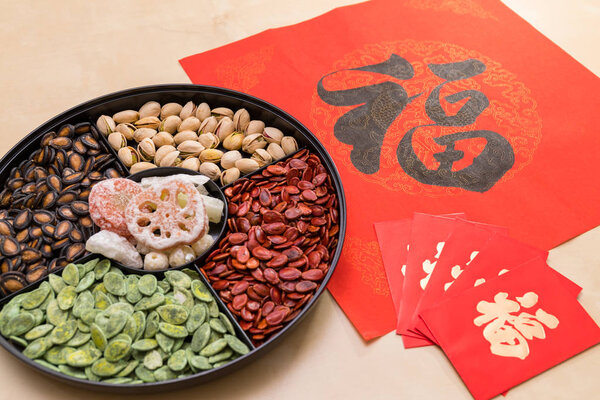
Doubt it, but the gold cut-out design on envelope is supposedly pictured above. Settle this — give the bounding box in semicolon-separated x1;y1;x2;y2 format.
420;242;445;289
444;250;478;291
215;45;274;92
474;292;559;360
344;237;390;296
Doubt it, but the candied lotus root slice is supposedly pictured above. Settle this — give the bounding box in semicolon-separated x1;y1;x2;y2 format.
89;178;142;237
126;180;207;251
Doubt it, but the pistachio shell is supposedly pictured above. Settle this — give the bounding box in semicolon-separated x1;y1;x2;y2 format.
179;101;197;120
113;110;139;124
115;123;136;140
107;132;126;151
159;150;181;167
241;133;267;153
178;116;201;132
177;140;205;157
198;162;221;181
180;157;200;171
211;107;234;121
220;150;242;169
197;132;219;149
233;108;251;132
267;143;286;160
173;130;198;145
195;102;211;121
152;131;175;147
135;117;161;130
251;148;273;166
154;145;177;166
281;136;299;155
262;127;284;144
159;115;182;134
235;158;260;174
130;162;157;174
199;149;223;163
137;137;156;162
138;101;161;119
222;132;244;151
214;117;235;141
199;116;218;134
160;103;183;119
96;115;116;136
220;168;239;185
133;127;157;142
246;120;265;135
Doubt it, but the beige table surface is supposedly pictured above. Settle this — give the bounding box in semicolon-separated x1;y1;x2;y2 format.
0;1;599;399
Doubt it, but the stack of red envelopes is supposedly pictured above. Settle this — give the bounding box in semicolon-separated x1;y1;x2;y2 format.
375;213;600;400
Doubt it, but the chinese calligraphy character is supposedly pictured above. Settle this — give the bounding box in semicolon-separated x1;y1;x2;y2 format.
420;242;445;289
473;292;559;360
317;54;515;192
444;250;479;291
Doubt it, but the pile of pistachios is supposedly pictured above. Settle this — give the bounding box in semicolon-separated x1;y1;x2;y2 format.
96;101;299;185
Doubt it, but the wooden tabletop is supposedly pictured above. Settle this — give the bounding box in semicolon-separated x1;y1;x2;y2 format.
0;1;598;399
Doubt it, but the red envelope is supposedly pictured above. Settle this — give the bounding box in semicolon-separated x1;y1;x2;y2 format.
409;220;508;336
415;257;583;342
420;261;600;400
445;234;548;297
397;213;460;342
180;0;600;340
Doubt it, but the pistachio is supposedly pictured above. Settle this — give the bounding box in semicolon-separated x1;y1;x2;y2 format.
178;117;201;133
152;131;175;148
281;136;299;155
160;103;183;119
262;127;284;144
197;132;219;149
222;132;244;151
138;101;161;119
113;110;139;124
134;117;161;130
130;162;157;174
211;107;234;121
235;158;260;174
159;150;181;167
199;149;223;164
107;132;127;151
173;130;198;146
214;117;235;141
133;128;157;143
195;103;211;121
96;115;116;136
138;138;156;162
220;168;240;185
199;162;221;181
177;140;205;157
242;133;267;153
181;157;200;172
220;151;242;170
154;145;177;166
117;147;140;168
233;109;251;132
199;116;218;134
246;120;265;135
266;143;286;161
159;115;182;134
179;101;197;120
251;148;273;167
115;123;136;141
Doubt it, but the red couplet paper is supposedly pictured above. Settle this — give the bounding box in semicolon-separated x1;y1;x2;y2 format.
409;220;508;340
420;262;600;400
180;0;600;340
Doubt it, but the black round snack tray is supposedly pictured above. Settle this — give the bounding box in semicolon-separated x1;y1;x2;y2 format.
0;84;346;392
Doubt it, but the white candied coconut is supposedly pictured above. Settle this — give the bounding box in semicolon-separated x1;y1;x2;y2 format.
85;230;143;269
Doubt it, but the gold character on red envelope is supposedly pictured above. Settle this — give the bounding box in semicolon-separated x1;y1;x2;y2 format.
474;292;559;360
